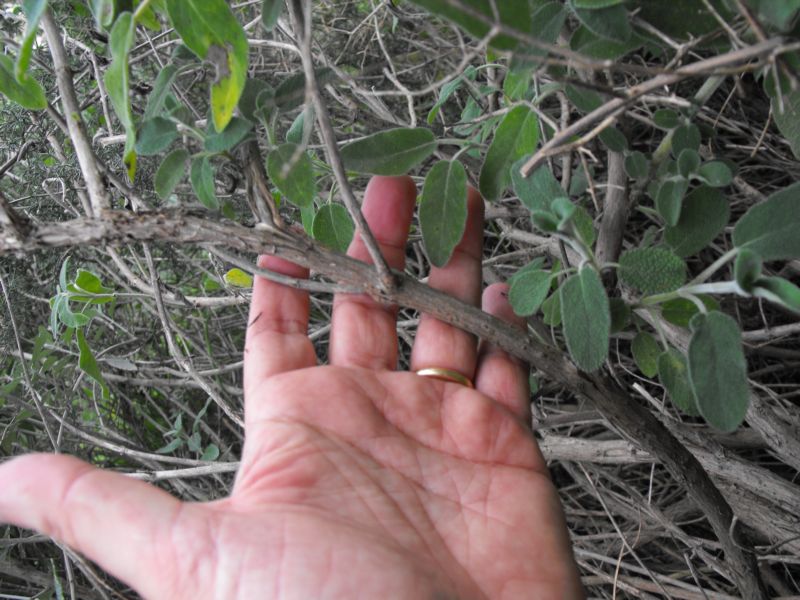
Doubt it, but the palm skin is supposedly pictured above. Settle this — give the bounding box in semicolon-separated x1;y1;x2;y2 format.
0;176;583;599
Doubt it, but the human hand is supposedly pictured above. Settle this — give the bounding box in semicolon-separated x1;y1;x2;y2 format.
0;176;583;599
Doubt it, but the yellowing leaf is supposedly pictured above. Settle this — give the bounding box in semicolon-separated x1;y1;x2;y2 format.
224;268;253;288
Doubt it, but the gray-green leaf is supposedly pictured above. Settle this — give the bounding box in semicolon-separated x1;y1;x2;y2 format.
312;204;355;253
688;311;749;432
420;160;468;268
655;177;688;226
266;143;317;209
697;160;733;187
341;128;436;176
665;186;729;257
752;276;800;313
618;247;686;295
632;331;660;377
560;266;610;371
509;270;552;317
205;117;253;153
262;0;283;30
155;148;189;199
0;54;47;110
732;182;800;260
136;117;178;156
479;106;540;201
658;349;699;416
512;159;565;212
190;157;219;210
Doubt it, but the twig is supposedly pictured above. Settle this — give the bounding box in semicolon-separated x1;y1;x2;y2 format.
41;10;110;217
143;244;244;429
520;38;783;177
287;0;396;292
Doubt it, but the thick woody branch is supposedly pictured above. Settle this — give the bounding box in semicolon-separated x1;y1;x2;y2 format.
41;10;110;216
0;208;767;596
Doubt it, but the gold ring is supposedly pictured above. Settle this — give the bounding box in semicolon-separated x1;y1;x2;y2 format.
416;367;474;388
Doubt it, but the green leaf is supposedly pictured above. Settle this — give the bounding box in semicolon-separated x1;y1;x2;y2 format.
624;151;648;180
427;66;476;123
772;88;800;159
752;276;800;313
657;349;699;416
224;268;253;288
201;443;220;461
104;12;137;179
677;149;700;178
542;290;562;326
136;117;177;156
341;128;436;176
572;204;597;247
609;297;631;333
16;0;48;81
551;197;577;231
732;182;800;260
515;2;567;66
75;270;112;295
266;143;317;209
568;25;640;59
747;0;800;30
619;247;686;295
565;83;602;113
655;177;688;226
286;108;313;144
632;331;660;377
733;248;762;293
688;311;749;432
672;124;701;156
166;0;249;131
274;68;333;113
661;296;719;327
560;266;610;372
512;159;565;212
0;54;47;109
190;157;219;210
90;0;115;29
239;78;275;122
479;106;540;201
155;148;189;199
570;0;631;40
598;126;627;152
77;329;109;398
653;109;680;129
205;117;253;153
408;0;536;50
509;270;552;316
262;0;283;30
665;186;729;257
638;0;733;41
697;160;733;187
144;63;178;120
573;0;624;7
420;160;468;267
313;204;355;253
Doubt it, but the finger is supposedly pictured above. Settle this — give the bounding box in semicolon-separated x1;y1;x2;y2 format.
244;255;316;399
475;283;531;421
410;187;484;378
0;454;186;600
330;176;416;370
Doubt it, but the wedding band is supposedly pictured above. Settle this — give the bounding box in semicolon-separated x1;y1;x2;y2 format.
415;367;474;388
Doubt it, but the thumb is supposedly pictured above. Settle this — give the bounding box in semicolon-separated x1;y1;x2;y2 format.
0;453;188;598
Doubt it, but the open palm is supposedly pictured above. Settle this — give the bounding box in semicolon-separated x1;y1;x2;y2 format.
0;177;582;599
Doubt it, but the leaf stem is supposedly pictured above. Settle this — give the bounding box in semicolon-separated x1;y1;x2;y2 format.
689;247;739;285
